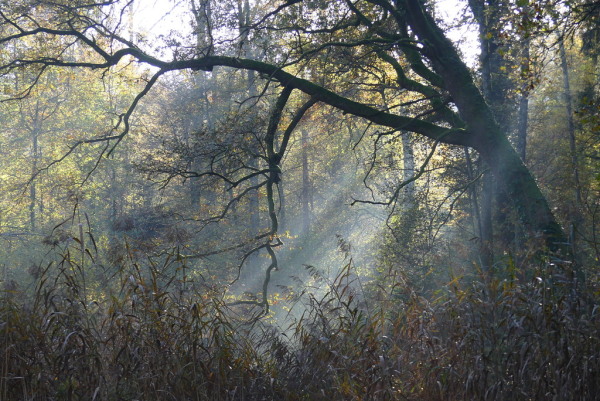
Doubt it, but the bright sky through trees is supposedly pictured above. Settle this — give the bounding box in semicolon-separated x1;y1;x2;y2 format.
131;0;191;47
436;0;480;66
132;0;479;64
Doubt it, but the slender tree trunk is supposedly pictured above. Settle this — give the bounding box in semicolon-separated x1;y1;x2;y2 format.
190;0;216;209
514;34;530;267
301;129;311;236
30;127;39;231
234;0;262;233
480;171;494;269
559;33;584;268
110;163;119;223
468;0;506;266
464;148;494;269
517;37;530;161
465;148;482;236
401;132;415;208
559;35;582;208
517;93;529;161
29;100;42;231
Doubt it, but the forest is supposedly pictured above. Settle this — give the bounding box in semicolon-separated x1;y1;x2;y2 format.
1;0;599;399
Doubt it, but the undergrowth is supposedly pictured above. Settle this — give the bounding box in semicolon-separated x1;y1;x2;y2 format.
1;244;599;400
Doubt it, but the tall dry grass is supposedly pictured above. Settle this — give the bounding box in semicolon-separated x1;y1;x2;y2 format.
1;243;599;400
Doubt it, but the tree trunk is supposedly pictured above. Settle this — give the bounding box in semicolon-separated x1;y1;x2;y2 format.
190;0;214;208
29;101;42;232
517;38;531;161
470;0;501;265
559;34;582;208
401;132;415;208
30;127;39;231
480;171;494;268
236;0;262;234
403;0;565;249
465;147;493;269
301;129;311;236
559;32;584;266
517;92;529;161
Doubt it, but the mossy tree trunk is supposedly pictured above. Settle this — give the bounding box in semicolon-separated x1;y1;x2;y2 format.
402;0;565;249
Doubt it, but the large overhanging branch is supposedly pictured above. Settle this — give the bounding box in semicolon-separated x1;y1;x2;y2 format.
183;56;470;147
0;21;470;149
21;56;469;146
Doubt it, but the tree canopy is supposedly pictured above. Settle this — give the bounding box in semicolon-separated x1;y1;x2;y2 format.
0;0;574;246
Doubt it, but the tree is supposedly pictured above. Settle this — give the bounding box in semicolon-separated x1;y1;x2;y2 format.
0;0;571;285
